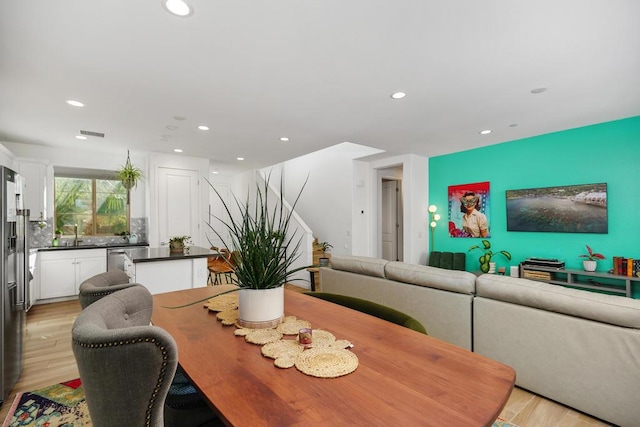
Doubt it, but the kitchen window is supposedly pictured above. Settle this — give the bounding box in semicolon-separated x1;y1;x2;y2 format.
54;170;129;236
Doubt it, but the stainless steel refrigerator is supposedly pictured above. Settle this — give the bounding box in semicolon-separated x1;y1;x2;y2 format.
0;166;29;406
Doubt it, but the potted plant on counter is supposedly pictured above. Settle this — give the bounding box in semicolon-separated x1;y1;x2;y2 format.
579;245;605;272
169;236;192;253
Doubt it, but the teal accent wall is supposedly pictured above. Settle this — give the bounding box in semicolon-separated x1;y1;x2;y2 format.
429;116;640;294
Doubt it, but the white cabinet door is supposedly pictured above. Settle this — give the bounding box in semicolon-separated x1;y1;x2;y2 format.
17;160;47;217
38;249;106;300
76;256;107;294
40;258;76;299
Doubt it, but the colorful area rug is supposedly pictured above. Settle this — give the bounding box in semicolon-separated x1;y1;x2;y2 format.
2;378;518;427
2;379;91;427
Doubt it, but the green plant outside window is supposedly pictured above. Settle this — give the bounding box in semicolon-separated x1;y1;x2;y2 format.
54;176;129;236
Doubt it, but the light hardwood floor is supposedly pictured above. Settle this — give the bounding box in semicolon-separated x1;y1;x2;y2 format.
0;292;613;427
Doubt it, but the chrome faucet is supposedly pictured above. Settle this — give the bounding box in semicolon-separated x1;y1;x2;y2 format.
74;224;82;246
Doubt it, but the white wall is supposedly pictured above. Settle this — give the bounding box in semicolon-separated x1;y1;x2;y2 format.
279;143;383;257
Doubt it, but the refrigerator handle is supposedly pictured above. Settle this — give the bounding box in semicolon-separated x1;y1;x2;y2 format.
16;209;30;310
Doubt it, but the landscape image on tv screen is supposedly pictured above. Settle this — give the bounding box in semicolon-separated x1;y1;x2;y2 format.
506;183;608;234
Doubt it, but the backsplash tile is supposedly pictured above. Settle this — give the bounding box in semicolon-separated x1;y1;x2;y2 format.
29;217;148;248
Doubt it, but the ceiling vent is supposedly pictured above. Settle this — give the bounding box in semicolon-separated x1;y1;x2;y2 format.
80;130;105;138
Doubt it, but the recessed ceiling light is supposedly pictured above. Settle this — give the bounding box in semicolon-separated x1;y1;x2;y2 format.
237;157;245;161
479;129;492;135
75;135;87;140
509;123;518;128
212;170;219;175
174;116;186;121
66;100;84;107
198;125;209;131
162;0;193;17
280;137;290;142
174;148;183;153
530;87;547;94
390;92;406;99
166;125;178;130
161;138;168;142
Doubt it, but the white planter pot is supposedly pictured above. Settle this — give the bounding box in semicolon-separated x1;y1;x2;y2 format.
583;260;597;272
238;286;284;329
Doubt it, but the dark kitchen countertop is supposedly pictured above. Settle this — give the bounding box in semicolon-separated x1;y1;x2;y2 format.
128;246;215;263
38;242;149;252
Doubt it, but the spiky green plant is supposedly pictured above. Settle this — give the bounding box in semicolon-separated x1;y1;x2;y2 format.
210;173;309;289
166;172;310;308
469;239;511;273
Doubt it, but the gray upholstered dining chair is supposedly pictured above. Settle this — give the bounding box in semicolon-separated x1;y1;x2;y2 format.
78;269;135;309
72;284;218;427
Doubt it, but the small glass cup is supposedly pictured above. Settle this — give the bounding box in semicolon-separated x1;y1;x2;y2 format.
298;328;313;345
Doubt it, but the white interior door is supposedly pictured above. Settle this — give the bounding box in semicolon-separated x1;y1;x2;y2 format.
158;167;199;245
381;180;398;261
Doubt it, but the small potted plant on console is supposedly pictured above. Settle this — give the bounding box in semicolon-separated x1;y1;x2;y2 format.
579;245;605;272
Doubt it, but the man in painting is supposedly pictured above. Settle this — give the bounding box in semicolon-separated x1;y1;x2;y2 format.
460;192;488;237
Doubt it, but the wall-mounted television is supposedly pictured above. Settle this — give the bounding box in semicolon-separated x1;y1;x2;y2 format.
506;183;608;234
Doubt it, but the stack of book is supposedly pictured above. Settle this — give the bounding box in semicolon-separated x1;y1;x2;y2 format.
612;257;640;277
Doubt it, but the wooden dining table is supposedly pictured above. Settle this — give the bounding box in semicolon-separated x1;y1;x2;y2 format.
152;286;515;427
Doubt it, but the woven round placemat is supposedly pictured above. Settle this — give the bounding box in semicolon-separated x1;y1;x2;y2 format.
216;310;238;326
261;340;304;359
274;355;296;369
276;319;312;335
204;294;238;312
244;329;283;345
295;347;358;378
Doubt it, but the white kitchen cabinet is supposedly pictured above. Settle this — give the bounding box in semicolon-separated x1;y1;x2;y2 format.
128;257;208;294
38;249;106;300
17;160;48;218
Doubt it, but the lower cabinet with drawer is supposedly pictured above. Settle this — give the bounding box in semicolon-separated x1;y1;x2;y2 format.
38;249;106;300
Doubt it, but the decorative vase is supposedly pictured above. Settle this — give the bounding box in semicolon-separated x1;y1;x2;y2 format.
238;286;284;329
583;260;597;272
488;262;496;274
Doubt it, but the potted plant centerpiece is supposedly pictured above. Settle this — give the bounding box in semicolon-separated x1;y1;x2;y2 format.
469;239;511;273
203;173;309;328
579;245;605;272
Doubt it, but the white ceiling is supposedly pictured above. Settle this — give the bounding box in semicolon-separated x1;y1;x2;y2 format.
1;1;639;174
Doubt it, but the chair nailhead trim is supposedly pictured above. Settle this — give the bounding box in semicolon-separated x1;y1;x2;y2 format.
73;336;170;426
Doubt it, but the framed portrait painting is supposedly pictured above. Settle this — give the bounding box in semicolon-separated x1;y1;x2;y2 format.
448;181;491;238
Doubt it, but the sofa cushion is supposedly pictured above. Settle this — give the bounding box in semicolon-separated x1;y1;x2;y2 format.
385;262;476;295
476;274;640;329
329;255;389;278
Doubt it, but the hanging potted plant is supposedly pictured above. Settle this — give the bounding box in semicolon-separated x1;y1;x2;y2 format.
579;245;605;272
115;150;143;190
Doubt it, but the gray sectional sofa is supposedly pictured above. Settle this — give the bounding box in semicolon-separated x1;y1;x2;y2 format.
321;255;640;427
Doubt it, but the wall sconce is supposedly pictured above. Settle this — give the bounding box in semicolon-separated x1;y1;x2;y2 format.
428;205;441;251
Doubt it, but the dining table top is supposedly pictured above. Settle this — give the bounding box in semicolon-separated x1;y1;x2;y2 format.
151;286;515;427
